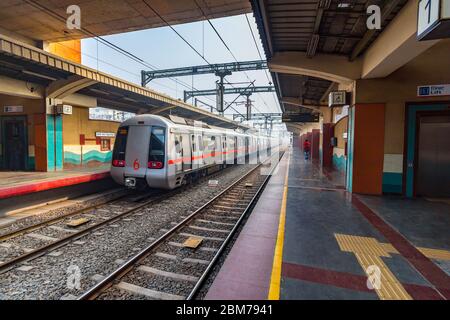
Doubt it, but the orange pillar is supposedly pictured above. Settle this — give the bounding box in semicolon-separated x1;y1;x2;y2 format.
351;103;385;195
311;129;320;161
322;123;334;167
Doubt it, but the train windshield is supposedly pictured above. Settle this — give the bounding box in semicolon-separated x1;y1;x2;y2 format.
112;126;128;167
148;126;165;169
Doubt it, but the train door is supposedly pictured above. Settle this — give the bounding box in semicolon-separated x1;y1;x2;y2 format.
210;136;217;164
234;137;241;164
191;134;198;170
1;116;28;171
181;133;191;171
245;136;250;164
124;126;149;178
222;136;227;164
174;134;183;174
198;134;204;167
215;135;222;164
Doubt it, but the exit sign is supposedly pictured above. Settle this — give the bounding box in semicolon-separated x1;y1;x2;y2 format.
417;0;450;40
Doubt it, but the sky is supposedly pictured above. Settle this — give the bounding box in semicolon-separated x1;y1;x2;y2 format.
81;13;285;132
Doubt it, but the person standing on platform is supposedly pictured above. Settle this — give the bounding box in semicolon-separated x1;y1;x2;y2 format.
303;139;311;160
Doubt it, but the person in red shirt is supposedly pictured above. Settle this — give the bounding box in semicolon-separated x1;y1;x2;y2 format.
303;139;311;160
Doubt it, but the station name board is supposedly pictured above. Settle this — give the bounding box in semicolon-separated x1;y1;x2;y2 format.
282;113;320;123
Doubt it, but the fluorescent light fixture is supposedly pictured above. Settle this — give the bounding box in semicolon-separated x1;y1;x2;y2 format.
338;3;352;8
22;70;57;81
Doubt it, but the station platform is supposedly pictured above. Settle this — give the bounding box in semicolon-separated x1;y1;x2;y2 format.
0;166;110;200
205;147;450;300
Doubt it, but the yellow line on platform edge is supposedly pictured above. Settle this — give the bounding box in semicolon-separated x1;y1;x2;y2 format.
268;152;290;300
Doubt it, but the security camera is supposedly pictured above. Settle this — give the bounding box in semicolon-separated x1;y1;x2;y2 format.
30;87;35;93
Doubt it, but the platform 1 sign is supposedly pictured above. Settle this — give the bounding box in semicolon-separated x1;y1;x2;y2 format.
418;84;450;97
417;0;450;40
282;113;320;123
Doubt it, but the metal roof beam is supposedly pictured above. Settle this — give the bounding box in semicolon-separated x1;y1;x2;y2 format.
350;0;403;61
141;60;268;86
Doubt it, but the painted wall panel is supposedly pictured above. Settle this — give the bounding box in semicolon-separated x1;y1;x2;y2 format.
352;103;385;195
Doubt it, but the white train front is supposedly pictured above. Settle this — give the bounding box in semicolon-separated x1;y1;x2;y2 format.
110;114;284;190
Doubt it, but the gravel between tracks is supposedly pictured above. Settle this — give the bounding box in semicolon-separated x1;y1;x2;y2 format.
0;189;129;237
0;164;255;300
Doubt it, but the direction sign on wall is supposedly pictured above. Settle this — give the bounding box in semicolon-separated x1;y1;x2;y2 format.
418;84;450;96
282;113;320;123
417;0;450;40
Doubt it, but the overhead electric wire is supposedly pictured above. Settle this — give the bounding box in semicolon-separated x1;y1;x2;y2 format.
23;0;221;113
139;0;246;118
193;0;273;118
245;13;280;109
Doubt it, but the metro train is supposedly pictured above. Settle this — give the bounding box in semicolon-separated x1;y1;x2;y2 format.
110;114;285;190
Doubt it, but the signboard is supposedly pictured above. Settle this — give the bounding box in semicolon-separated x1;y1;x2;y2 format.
55;104;72;115
282;113;320;123
89;107;134;122
95;132;115;138
417;84;450;97
417;0;450;41
328;91;347;107
4;106;24;113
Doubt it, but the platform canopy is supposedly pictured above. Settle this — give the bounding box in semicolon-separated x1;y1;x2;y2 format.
0;35;249;130
251;0;410;132
0;0;251;43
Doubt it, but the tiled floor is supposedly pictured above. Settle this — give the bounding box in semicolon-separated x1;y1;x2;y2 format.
205;146;450;300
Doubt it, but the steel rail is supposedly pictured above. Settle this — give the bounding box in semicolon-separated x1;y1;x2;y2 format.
78;152;284;300
0;189;131;242
187;151;285;299
0;164;237;274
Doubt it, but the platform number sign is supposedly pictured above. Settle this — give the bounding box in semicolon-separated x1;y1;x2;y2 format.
417;0;450;40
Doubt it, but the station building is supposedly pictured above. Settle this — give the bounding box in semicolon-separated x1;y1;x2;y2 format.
252;0;450;198
0;37;244;173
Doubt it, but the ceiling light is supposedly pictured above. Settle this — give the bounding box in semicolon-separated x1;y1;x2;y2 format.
338;3;352;9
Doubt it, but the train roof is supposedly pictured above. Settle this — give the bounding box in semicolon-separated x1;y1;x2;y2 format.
120;114;273;138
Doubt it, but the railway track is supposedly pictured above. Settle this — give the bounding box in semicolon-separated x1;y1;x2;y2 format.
79;152;284;300
0;165;235;274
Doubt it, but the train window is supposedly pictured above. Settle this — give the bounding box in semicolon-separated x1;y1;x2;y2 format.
198;135;203;151
211;136;216;151
191;134;196;151
175;139;181;154
148;126;165;169
112;126;128;164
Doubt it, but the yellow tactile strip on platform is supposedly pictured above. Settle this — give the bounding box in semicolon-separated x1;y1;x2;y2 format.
335;234;412;300
380;243;450;261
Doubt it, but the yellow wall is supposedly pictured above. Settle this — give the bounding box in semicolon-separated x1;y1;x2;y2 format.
63;106;119;145
356;39;450;155
62;106;119;168
334;116;348;149
47;40;81;63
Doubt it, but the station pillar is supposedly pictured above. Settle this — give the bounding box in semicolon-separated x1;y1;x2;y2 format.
45;99;64;171
322;123;334;167
346;103;385;195
311;129;320;161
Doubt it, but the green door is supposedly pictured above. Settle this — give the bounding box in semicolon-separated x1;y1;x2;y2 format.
1;116;28;171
